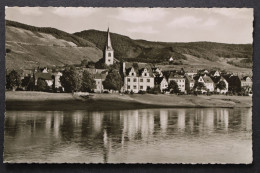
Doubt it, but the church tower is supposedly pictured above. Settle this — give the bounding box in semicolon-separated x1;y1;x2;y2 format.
104;28;114;65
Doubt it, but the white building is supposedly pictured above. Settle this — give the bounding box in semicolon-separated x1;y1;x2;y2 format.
168;73;186;92
155;77;168;92
197;75;214;92
123;62;154;93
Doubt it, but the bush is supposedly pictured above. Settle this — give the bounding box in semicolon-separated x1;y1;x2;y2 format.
138;90;146;94
147;87;161;94
130;90;134;95
124;90;129;94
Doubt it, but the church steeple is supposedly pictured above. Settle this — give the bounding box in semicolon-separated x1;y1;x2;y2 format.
104;27;114;65
106;28;113;50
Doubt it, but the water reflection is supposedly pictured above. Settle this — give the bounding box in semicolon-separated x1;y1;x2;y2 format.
4;108;252;163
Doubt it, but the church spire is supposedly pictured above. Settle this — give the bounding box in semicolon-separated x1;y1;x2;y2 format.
106;27;113;50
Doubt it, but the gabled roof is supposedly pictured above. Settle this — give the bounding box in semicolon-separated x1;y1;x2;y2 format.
202;76;213;83
240;76;252;82
211;76;226;84
185;75;195;83
124;62;153;77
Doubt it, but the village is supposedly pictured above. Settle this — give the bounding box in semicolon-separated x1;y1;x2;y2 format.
6;28;253;97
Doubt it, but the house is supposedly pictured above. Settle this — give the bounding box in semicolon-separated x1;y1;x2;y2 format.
240;76;252;92
123;62;154;93
185;75;195;92
168;73;186;92
34;70;53;87
94;72;108;93
155;77;168;92
196;75;214;92
184;69;197;79
211;76;229;94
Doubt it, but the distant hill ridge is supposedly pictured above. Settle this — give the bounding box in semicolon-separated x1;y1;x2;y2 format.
74;29;252;67
5;20;253;70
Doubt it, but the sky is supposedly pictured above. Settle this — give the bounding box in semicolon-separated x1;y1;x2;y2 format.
5;7;253;44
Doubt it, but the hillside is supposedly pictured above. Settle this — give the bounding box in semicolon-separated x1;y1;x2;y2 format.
74;30;253;68
5;20;103;70
5;20;253;71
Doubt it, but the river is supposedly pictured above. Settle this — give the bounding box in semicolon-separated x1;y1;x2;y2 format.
4;108;252;163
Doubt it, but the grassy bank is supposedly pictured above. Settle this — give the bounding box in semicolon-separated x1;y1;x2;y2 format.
5;91;252;111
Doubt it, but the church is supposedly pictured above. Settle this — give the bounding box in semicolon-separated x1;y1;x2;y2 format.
104;28;114;66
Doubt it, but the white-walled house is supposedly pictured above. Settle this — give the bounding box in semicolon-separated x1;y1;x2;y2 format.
155;77;168;92
196;75;214;92
168;73;186;92
211;76;229;94
185;75;195;91
94;72;107;93
123;63;154;93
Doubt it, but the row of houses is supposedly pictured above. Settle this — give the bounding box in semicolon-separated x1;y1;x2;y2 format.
121;62;252;94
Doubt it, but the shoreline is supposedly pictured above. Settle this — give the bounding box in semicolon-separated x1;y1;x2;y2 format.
5;91;252;111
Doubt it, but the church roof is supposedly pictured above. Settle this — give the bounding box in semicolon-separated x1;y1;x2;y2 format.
106;28;113;50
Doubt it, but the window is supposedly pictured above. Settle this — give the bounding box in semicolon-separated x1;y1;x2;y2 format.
127;85;130;89
134;85;137;89
108;59;111;62
144;73;147;76
133;78;137;82
140;79;143;82
140;86;143;89
127;78;130;82
132;73;134;76
147;79;150;82
108;52;111;57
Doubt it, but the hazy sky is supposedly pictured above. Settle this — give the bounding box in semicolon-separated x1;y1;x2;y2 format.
5;7;253;44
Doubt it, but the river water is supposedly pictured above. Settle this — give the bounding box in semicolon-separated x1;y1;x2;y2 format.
4;108;252;163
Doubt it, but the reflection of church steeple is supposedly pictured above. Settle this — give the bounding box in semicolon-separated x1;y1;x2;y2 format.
104;28;114;66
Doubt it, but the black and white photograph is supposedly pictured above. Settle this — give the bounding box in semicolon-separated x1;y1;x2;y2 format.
4;7;253;163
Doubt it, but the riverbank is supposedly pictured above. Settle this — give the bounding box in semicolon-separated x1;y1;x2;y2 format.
5;91;252;111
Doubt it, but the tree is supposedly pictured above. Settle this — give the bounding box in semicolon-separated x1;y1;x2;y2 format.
194;82;206;91
103;69;123;91
60;66;82;93
6;70;21;91
37;78;48;91
95;58;109;69
21;75;35;91
81;71;96;92
216;81;226;91
168;80;180;94
80;59;88;67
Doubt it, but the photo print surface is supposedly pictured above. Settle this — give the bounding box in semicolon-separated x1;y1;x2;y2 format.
4;7;253;163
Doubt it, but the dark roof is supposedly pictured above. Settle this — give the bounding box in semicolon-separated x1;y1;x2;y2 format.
34;72;52;80
155;77;166;85
185;75;195;83
240;76;252;81
203;76;213;83
210;76;226;84
124;62;153;77
168;73;185;79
